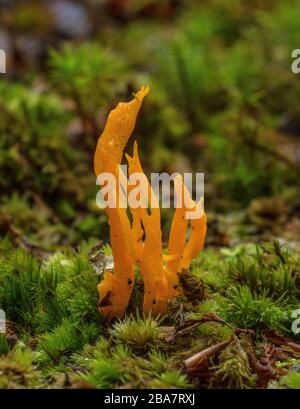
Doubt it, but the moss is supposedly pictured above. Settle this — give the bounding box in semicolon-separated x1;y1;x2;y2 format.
83;346;128;388
0;347;41;389
0;247;60;332
0;334;10;356
226;241;300;301
37;320;100;365
270;371;300;389
0;238;299;388
110;314;159;352
213;338;254;389
218;285;288;331
150;371;191;389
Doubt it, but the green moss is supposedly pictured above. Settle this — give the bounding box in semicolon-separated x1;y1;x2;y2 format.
49;43;129;121
84;348;127;388
38;320;81;364
219;285;288;331
110;314;159;351
0;347;41;389
270;371;300;389
0;247;60;332
37;320;100;365
0;238;299;388
213;338;254;389
150;371;191;389
0;334;10;356
226;242;300;301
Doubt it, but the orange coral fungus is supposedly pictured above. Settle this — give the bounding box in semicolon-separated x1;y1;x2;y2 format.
94;86;207;321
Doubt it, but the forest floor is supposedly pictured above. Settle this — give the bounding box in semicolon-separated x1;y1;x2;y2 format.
1;211;300;389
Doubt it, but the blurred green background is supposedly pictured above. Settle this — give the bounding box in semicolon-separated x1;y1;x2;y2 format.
0;0;299;250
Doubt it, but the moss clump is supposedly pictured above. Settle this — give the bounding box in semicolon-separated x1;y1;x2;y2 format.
226;242;300;301
82;344;131;388
213;338;254;389
270;371;300;389
0;347;41;389
218;285;288;331
81;342;190;389
110;314;159;351
0;335;10;356
150;371;191;389
37;320;99;364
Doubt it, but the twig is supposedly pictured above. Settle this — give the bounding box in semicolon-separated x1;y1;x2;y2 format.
265;331;300;353
184;338;232;369
176;313;232;335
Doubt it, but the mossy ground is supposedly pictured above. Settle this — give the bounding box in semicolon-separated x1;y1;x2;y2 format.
1;236;300;389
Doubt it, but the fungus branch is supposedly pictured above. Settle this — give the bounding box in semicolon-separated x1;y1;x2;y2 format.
94;87;207;321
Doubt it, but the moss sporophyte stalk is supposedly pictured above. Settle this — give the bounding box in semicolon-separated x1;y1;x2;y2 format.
94;87;207;321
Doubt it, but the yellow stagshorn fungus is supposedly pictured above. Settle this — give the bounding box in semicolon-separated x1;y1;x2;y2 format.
94;86;207;321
